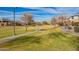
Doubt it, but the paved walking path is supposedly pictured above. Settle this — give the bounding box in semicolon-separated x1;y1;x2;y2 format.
0;31;37;44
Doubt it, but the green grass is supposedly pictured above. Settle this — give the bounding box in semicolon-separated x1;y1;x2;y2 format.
0;26;35;39
0;28;79;51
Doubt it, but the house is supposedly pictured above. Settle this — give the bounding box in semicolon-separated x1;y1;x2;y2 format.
69;15;79;22
0;18;12;26
0;18;23;26
69;15;79;26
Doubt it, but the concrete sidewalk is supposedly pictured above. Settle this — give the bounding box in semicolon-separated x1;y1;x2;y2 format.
0;31;37;44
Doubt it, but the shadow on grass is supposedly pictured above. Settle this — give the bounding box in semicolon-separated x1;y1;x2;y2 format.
39;28;50;31
15;36;41;44
48;32;79;51
48;31;75;40
48;32;68;39
73;36;79;51
0;36;41;47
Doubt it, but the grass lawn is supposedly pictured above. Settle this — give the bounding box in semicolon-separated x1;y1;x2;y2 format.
0;26;36;39
0;27;79;51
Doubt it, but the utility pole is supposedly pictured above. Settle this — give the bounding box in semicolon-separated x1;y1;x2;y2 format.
78;15;79;26
13;7;16;35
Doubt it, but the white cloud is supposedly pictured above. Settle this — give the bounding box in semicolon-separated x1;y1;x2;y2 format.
41;8;60;14
28;7;64;14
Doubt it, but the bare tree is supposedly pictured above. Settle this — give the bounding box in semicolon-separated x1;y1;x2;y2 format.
21;13;32;31
51;17;56;25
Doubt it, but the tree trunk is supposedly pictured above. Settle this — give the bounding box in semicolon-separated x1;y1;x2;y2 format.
25;24;28;31
25;26;27;31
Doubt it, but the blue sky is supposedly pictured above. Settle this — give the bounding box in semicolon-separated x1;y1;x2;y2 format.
0;7;79;22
